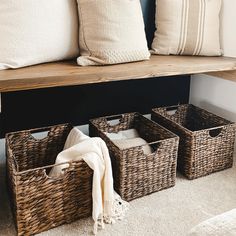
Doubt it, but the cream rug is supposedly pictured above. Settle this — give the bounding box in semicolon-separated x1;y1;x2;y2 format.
1;136;236;236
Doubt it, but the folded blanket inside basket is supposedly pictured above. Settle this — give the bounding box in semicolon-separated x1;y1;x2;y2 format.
113;138;153;155
49;128;128;235
105;129;140;140
105;129;153;155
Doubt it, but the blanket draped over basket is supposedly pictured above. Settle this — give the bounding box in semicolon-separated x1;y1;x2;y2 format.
49;128;128;234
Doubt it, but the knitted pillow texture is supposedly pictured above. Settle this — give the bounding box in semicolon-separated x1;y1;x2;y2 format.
0;0;79;70
77;0;150;66
151;0;222;56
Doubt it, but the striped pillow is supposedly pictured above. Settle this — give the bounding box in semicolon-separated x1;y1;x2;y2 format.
151;0;222;56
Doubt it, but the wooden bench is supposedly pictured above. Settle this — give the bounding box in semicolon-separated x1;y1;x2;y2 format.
1;55;236;92
207;70;236;82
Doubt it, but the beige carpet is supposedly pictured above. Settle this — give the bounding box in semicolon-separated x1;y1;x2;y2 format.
1;137;236;236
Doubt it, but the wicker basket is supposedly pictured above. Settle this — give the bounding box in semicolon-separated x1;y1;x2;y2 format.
6;124;93;236
152;104;236;180
89;113;179;201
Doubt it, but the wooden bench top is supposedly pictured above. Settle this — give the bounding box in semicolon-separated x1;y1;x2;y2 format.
1;55;236;92
207;70;236;82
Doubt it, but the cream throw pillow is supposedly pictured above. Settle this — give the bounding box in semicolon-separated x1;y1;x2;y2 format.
151;0;222;56
0;0;79;70
77;0;150;66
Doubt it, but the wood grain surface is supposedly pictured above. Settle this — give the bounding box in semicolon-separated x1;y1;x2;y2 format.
207;70;236;82
1;55;236;92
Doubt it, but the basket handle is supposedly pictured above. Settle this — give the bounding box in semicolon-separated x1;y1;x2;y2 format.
208;127;223;138
205;125;228;138
24;123;70;141
29;123;69;134
18;160;74;176
144;139;175;156
165;105;180;116
6;124;69;140
121;141;163;156
149;142;163;154
100;113;135;130
105;114;126;126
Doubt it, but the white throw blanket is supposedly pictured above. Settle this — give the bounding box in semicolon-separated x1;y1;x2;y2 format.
49;128;128;234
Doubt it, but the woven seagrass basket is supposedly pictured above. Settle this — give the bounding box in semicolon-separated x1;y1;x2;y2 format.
89;112;179;202
152;104;236;180
6;124;93;236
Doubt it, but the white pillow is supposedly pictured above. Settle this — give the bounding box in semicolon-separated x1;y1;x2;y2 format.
151;0;222;56
77;0;150;66
0;0;79;70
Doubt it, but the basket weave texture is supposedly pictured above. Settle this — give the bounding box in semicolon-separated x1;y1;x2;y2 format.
152;104;236;180
6;124;93;236
89;113;179;202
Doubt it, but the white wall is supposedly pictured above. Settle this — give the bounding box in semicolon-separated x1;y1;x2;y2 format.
220;0;236;57
190;0;236;123
190;74;236;122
